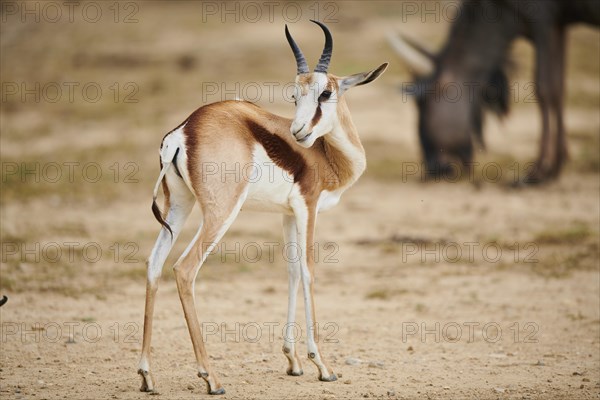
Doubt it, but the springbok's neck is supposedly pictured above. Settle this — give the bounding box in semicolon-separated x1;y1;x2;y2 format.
321;96;366;188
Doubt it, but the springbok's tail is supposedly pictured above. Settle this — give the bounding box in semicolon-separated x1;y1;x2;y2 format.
0;295;7;307
151;146;180;239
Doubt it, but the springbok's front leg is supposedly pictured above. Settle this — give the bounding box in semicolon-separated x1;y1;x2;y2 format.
282;214;303;376
292;203;337;382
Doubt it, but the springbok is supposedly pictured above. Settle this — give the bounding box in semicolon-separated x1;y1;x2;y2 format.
138;20;387;395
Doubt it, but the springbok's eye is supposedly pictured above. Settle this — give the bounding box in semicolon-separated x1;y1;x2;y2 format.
319;90;332;102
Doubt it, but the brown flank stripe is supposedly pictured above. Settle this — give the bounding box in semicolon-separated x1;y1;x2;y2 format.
245;119;312;195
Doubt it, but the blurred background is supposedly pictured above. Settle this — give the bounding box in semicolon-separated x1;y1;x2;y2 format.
0;1;598;398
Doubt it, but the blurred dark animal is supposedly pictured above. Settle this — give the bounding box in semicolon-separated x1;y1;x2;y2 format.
389;0;600;183
0;296;7;307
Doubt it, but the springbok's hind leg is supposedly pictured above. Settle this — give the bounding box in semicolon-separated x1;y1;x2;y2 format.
173;190;247;395
138;174;195;393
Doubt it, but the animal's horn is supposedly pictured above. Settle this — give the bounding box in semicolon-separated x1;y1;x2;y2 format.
386;31;434;76
311;20;333;73
285;25;309;75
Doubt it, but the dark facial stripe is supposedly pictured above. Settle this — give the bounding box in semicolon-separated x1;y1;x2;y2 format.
311;104;322;128
245;119;312;195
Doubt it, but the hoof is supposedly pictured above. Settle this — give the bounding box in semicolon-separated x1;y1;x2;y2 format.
138;369;155;393
319;373;337;382
287;368;304;376
519;177;545;186
209;387;226;395
198;372;224;395
520;167;553;186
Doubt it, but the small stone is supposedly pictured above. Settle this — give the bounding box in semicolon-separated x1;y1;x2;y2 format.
534;360;545;366
494;387;505;393
337;373;342;378
407;346;413;351
368;361;385;369
573;371;583;376
187;385;194;390
443;386;450;390
387;390;396;396
345;357;362;366
582;378;590;382
580;384;584;389
344;379;352;384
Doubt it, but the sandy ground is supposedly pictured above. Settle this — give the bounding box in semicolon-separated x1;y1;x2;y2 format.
1;1;599;399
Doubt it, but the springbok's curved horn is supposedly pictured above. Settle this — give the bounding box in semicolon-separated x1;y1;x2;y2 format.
285;25;309;75
311;20;333;73
386;31;434;76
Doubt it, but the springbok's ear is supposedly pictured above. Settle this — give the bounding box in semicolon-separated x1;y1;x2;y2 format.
337;62;388;95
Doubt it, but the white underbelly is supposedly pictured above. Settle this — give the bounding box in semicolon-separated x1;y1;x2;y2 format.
243;145;295;213
317;189;342;212
241;145;347;214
